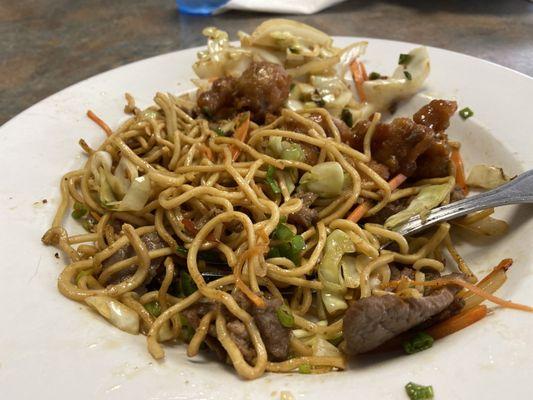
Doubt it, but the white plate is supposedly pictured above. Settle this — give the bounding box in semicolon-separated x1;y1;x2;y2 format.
1;37;532;400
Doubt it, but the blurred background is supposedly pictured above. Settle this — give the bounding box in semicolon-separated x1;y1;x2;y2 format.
1;0;532;125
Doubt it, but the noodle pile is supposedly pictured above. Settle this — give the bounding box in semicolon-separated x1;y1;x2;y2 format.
42;91;480;379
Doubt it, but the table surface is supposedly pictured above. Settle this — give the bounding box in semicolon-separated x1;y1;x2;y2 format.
1;0;532;125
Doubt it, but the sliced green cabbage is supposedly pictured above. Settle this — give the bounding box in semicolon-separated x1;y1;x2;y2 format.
241;18;333;56
193;27;252;79
466;164;510;189
85;296;139;334
91;151;151;211
318;229;356;314
310;75;354;112
267;136;304;162
312;337;342;357
299;162;344;198
115;176;151;211
385;180;454;229
363;47;430;113
454;217;509;236
266;137;302;196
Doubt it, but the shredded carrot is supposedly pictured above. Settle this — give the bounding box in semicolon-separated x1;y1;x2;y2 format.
360;62;368;81
346;202;370;224
87;110;113;137
451;148;468;194
388;277;533;312
231;112;251;162
346;173;407;223
182;219;198;235
232;240;269;308
350;60;367;102
181;218;217;242
426;305;488;340
387;173;408;191
236;278;266;308
198;144;214;161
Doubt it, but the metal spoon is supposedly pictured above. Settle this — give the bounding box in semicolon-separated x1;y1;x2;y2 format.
394;169;533;237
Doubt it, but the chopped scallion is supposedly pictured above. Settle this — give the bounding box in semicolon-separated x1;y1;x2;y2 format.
144;301;162;317
267;222;305;265
179;315;195;342
179;271;198;297
459;107;474;120
311;90;326;107
214;127;227;136
81;219;96;232
276;305;294;328
399;53;413;66
290;235;305;252
405;382;434;400
368;71;382;80
266;165;281;194
71;202;88;219
403;332;434;354
273;223;294;241
404;70;412;80
341;108;354;127
298;363;312;374
176;245;188;256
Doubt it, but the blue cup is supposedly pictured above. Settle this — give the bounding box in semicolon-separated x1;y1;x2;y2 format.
176;0;229;15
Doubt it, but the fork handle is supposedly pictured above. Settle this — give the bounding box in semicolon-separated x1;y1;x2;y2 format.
395;169;533;236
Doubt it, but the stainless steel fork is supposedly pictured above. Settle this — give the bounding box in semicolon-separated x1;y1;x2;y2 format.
395;169;533;237
199;169;533;280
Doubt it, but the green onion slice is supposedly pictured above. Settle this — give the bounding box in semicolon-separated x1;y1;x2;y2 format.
402;332;434;354
399;53;413;66
298;363;312;374
459;107;474;120
405;382;434;400
144;301;162;317
276;304;294;328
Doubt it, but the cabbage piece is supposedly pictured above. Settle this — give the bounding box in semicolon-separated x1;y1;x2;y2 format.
193;27;252;79
278;169;297;195
312;337;342;357
114;176;151;212
98;168;118;207
318;229;356;314
90;151;151;211
385;179;454;229
90;151;113;182
466;164;510;189
455;217;509;236
340;255;362;289
363;47;430;113
310;75;354;112
85;296;140;334
267;136;304;161
113;156;139;197
338;41;368;83
299;162;344;197
157;321;175;342
243;19;333;54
